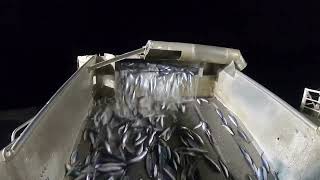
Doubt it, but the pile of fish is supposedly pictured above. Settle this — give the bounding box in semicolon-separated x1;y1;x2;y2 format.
65;97;219;179
65;62;278;180
114;62;199;119
65;97;278;180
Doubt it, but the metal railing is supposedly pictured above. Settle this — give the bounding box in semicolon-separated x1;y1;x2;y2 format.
300;88;320;118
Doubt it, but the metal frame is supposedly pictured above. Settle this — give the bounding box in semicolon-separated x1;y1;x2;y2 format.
88;41;247;74
300;88;320;118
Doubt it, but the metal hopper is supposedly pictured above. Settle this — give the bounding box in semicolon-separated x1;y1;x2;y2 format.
0;41;318;180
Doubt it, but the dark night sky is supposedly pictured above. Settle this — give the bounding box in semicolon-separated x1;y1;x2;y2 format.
0;0;319;146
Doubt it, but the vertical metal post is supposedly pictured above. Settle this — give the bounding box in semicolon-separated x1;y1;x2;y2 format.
300;88;307;111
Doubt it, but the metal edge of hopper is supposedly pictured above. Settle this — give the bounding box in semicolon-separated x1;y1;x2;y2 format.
144;40;247;71
88;40;247;74
0;56;97;161
86;41;248;98
87;47;146;71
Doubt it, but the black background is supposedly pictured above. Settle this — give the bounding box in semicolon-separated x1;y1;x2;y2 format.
0;0;319;147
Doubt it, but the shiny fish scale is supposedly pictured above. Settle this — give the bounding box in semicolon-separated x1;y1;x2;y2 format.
199;98;209;103
172;159;178;171
238;128;251;143
153;164;158;178
193;121;203;130
257;166;268;180
173;151;180;165
191;131;205;145
145;151;154;178
164;165;176;180
239;146;252;165
203;155;221;173
239;145;259;176
219;159;229;178
216;108;224;121
252;163;258;177
70;150;78;165
185;137;199;148
228;114;238;127
247;174;256;180
261;152;270;173
134;136;147;146
222;124;235;136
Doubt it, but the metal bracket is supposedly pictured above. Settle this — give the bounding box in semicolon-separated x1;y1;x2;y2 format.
88;48;145;71
87;40;247;74
300;88;320;118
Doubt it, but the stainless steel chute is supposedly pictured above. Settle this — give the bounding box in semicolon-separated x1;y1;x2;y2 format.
0;41;317;180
